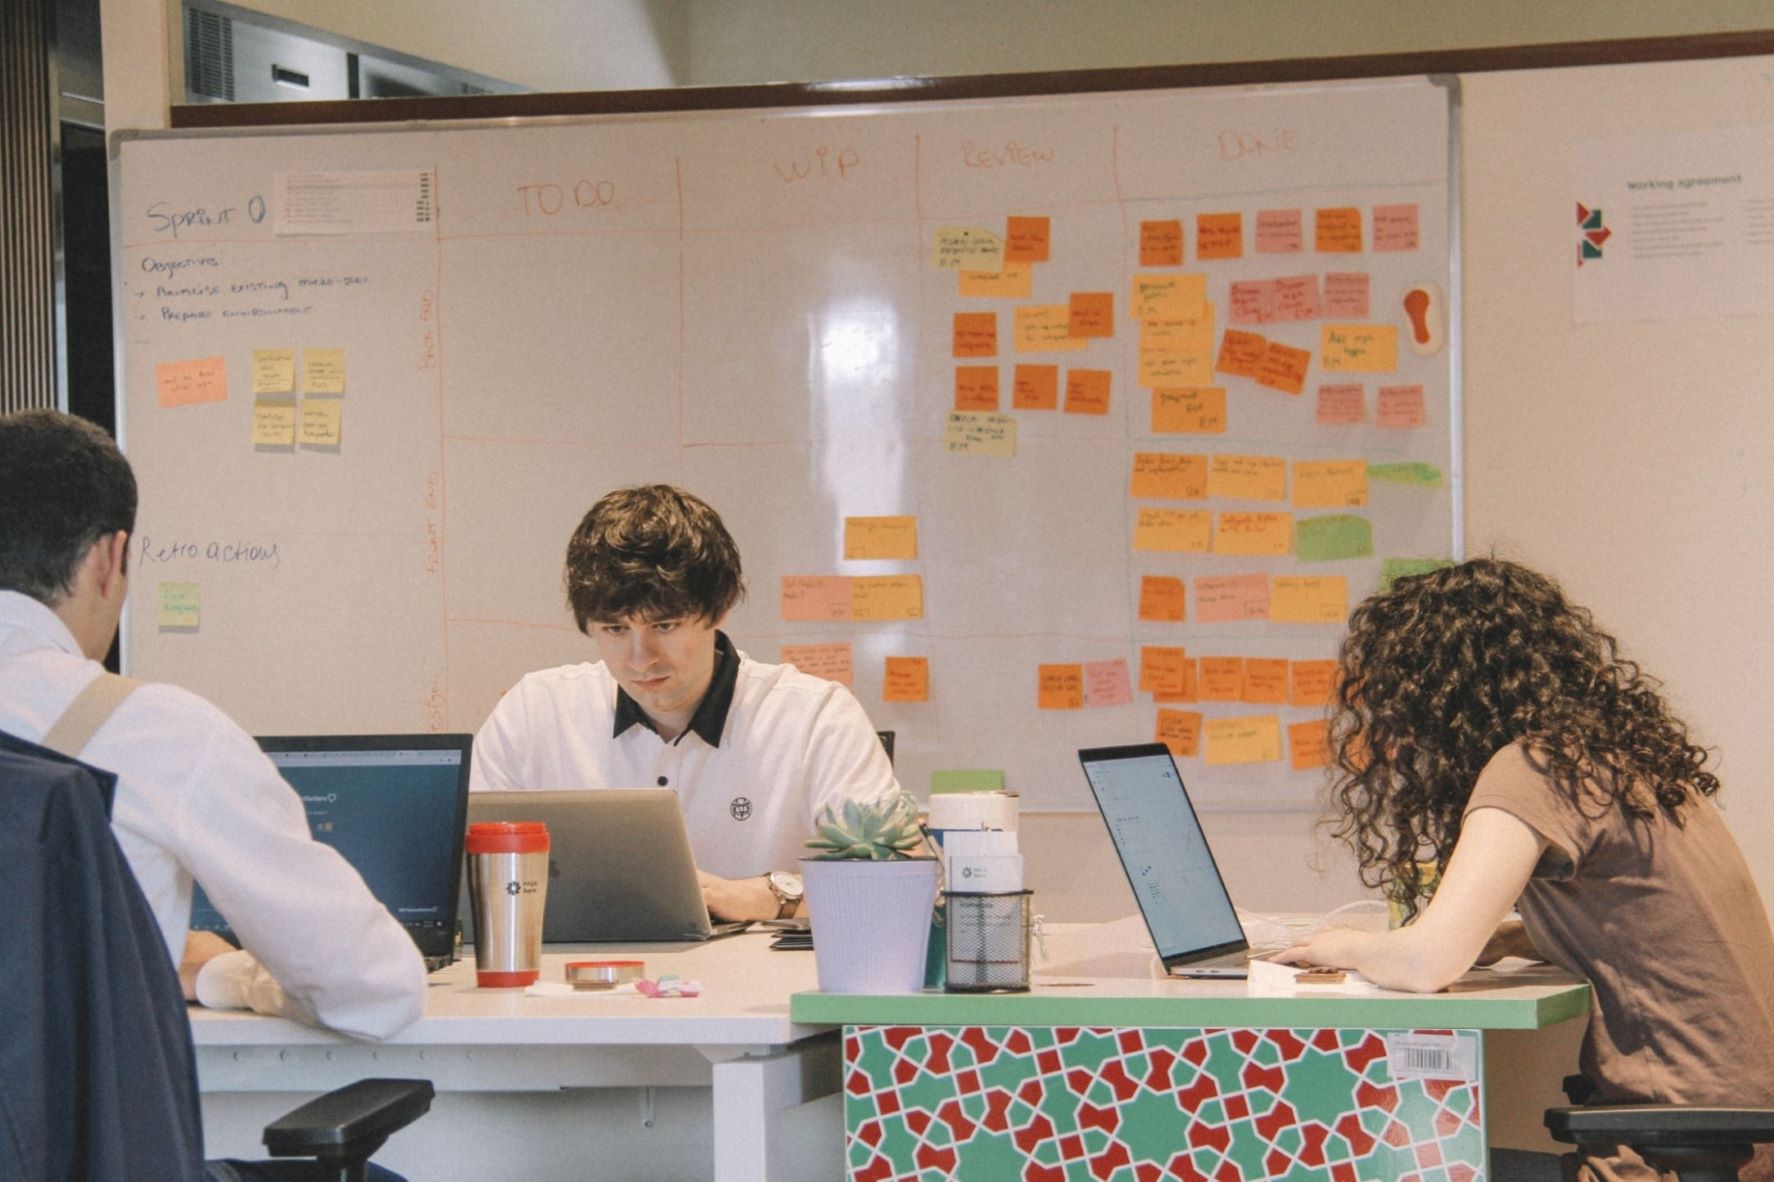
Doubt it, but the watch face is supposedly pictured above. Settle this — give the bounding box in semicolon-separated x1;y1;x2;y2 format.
769;871;803;900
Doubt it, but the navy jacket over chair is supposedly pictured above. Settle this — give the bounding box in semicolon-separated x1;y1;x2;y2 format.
0;730;205;1181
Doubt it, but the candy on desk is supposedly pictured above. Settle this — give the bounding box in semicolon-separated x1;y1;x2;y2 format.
636;973;702;998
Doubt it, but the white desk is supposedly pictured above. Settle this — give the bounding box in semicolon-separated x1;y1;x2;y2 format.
193;933;839;1182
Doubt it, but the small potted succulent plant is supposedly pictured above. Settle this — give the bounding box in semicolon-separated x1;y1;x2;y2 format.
800;790;939;994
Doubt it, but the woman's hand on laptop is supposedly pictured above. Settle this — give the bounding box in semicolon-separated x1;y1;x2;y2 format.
698;870;783;923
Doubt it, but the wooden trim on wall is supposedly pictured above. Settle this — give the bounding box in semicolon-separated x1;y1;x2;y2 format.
170;28;1774;131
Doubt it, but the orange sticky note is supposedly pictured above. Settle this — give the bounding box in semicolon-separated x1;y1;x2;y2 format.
1138;575;1187;622
1244;658;1290;705
1140;646;1189;694
1196;212;1243;260
780;642;854;687
843;516;918;561
1138;339;1216;388
156;356;228;407
1131;274;1205;322
1200;657;1245;701
1130;452;1208;500
1214;512;1294;556
1377;385;1426;428
1291;660;1338;707
955;366;1000;411
1208;455;1287;502
1005;215;1051;263
1293;460;1368;509
1038;664;1085;710
781;575;853;622
1063;369;1111;415
1215;330;1267;379
959;263;1033;299
1156;709;1203;758
1195;574;1270;623
1153;659;1199;704
1132;508;1213;553
1270;575;1348;624
953;312;997;358
1316;384;1366;425
1014;305;1087;353
1140;219;1184;266
1256;342;1311;395
1068;292;1114;339
883;656;930;703
851;575;924;621
1206;715;1284;765
1013;364;1059;410
1289;720;1332;770
1151;388;1227;435
1320;324;1398;373
1315;207;1364;253
1256;208;1303;253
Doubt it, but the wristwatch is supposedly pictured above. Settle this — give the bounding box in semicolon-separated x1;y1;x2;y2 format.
765;871;804;920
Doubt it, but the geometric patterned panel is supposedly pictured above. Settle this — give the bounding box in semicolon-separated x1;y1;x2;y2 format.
843;1026;1485;1181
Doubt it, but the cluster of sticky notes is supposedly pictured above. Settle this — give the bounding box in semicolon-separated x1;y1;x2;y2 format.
1155;711;1330;769
248;347;347;448
1130;509;1371;563
1137;651;1337;705
1137;205;1417;265
780;574;924;621
1037;659;1133;710
779;516;932;703
1228;272;1371;325
779;647;932;704
1311;382;1426;428
1136;572;1348;624
1129;453;1369;507
1213;329;1312;394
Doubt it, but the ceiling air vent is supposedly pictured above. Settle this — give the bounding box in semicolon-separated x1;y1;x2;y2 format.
185;9;235;102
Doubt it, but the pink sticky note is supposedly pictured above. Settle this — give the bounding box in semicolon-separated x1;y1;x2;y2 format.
1377;385;1426;428
1322;272;1370;318
1316;383;1366;425
1373;204;1420;252
1194;574;1272;623
779;575;853;621
1272;275;1321;322
1228;280;1274;326
1255;209;1303;254
1083;658;1133;707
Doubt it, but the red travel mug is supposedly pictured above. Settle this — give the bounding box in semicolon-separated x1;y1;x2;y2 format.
466;821;550;988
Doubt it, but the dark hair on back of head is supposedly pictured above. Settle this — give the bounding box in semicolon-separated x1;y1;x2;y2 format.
1327;557;1716;919
0;410;137;605
564;485;745;631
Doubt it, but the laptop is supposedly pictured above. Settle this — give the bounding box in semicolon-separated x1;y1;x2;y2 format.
463;789;747;944
188;734;473;972
1078;743;1254;978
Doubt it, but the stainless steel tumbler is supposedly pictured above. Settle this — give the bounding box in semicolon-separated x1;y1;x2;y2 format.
466;821;550;988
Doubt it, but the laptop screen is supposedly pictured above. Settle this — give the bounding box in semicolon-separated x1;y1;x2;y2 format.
189;735;472;960
1078;743;1247;969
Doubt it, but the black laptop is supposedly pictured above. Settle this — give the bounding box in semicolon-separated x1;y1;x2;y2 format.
188;733;473;971
1078;742;1253;978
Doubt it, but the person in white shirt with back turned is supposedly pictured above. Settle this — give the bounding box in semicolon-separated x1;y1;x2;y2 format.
470;484;900;922
0;409;424;1042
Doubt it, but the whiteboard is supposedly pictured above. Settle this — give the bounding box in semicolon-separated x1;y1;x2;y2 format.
114;76;1455;809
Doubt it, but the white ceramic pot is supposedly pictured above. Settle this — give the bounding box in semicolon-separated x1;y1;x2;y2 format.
800;857;940;994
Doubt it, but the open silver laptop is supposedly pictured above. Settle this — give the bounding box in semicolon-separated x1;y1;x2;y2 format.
1078;743;1254;978
463;789;748;944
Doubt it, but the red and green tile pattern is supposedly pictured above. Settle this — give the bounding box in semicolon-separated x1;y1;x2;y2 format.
842;1025;1484;1181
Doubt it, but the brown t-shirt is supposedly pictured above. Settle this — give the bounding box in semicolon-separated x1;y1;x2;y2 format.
1466;744;1774;1180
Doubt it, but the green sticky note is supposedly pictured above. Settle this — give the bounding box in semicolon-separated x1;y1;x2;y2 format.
931;769;1005;794
157;582;201;631
1368;462;1444;487
1380;557;1455;591
1295;515;1373;563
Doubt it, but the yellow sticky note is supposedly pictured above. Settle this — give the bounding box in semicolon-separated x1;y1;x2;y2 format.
883;656;930;703
1138;343;1216;389
251;399;297;446
959;263;1033;299
852;575;924;621
156;356;228;407
1130;453;1208;500
945;411;1017;456
780;642;854;686
1292;460;1368;508
251;349;296;394
1151;388;1226;434
1014;305;1088;353
844;516;918;561
1320;324;1399;373
1271;575;1349;623
1208;455;1287;502
1132;507;1212;554
303;348;346;394
157;582;201;631
1205;715;1283;765
1214;512;1294;556
780;575;854;622
934;226;1004;270
298;399;342;447
1131;273;1206;323
1038;664;1085;710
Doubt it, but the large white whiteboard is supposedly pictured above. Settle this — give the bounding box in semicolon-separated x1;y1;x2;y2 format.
114;76;1455;809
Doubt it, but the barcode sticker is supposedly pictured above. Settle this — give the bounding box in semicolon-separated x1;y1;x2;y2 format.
1383;1032;1478;1083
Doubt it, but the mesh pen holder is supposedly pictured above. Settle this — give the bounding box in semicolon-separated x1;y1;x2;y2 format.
943;890;1033;993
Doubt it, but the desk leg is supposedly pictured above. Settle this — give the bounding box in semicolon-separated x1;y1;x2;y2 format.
706;1035;843;1182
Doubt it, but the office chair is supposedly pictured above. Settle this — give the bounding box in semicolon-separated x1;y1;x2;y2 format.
0;731;433;1182
877;729;896;765
1546;1074;1774;1182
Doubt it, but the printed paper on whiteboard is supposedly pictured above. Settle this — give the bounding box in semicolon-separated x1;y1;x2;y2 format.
274;171;435;236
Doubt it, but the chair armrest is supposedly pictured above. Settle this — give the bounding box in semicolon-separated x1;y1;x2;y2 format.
263;1078;435;1160
1547;1105;1774;1148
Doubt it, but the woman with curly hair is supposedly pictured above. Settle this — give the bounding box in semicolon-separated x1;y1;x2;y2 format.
1276;558;1774;1180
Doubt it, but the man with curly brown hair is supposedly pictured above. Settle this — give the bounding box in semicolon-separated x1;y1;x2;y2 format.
1277;558;1774;1182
